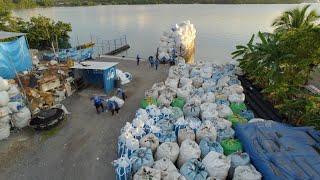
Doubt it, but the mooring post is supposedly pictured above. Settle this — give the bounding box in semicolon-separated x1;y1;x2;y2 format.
114;39;117;50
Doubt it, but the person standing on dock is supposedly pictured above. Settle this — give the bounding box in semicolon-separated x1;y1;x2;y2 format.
148;56;154;68
91;96;104;114
136;54;140;66
117;88;127;101
155;58;159;70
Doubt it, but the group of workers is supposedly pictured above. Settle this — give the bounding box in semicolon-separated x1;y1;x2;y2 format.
91;88;127;115
136;54;160;70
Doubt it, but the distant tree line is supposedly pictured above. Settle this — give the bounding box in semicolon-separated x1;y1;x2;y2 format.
0;0;304;9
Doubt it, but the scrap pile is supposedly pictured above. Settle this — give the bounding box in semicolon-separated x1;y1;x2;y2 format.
0;77;31;140
113;59;263;180
19;59;76;114
157;21;196;62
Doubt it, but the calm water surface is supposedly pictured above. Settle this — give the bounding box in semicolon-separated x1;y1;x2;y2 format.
14;4;320;64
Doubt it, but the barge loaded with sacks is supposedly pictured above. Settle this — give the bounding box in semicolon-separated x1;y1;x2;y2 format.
112;21;320;180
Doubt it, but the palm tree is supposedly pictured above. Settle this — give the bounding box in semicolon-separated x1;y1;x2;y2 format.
272;4;320;32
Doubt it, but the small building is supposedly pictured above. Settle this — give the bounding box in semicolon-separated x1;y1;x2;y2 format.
71;61;118;94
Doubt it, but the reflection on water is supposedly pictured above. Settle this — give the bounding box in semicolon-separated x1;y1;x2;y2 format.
13;4;320;64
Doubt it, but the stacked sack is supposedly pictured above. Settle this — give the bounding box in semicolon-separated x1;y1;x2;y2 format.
157;21;196;62
116;69;133;85
0;77;31;141
113;59;262;180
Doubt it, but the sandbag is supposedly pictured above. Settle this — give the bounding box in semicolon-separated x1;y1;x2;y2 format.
192;76;203;88
228;152;251;178
191;88;205;97
0;91;9;107
132;117;145;128
233;165;262;180
201;110;219;122
155;142;179;163
178;128;195;145
212;118;233;130
217;76;230;87
196;121;217;144
0;106;10;118
200;102;217;114
0;123;10;140
131;127;146;140
230;102;247;114
158;131;176;143
199;137;224;158
228;93;245;104
0;77;9;91
131;147;154;173
177;139;201;168
113;156;132;180
186;96;201;107
140;134;159;153
162;171;186;180
218;105;233;118
174;117;188;136
165;78;179;90
221;139;243;156
179;77;192;88
158;94;173;107
141;98;159;109
180;159;209;180
133;166;161;180
202;151;231;180
185;116;201;132
152;157;178;174
227;115;248;127
160;107;172;120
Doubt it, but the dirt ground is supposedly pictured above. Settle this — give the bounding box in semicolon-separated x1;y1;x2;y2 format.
0;57;169;180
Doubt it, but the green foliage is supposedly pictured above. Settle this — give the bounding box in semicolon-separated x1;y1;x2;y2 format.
272;5;320;33
232;5;320;128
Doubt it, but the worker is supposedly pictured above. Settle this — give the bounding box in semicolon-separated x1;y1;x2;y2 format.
148;56;154;67
136;54;140;66
155;58;159;70
117;88;127;101
91;96;104;114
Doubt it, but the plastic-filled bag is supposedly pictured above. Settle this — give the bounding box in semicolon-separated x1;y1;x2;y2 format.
165;78;179;90
177;139;201;168
113;156;132;180
201;110;219;122
131;147;154;173
230;102;247;114
131;127;146;140
227;115;248;127
160;107;172;120
0;91;9;107
228;93;245;104
171;97;186;110
8;101;24;113
217;126;235;142
239;110;254;120
185;116;201;132
153;157;178;174
212;118;233;130
145;89;159;99
118;134;139;158
199;137;224;158
200;102;217;113
196;121;217;143
191;88;205;97
192;76;203;88
12;107;31;129
177;86;192;100
0;77;9;91
218;105;233;118
228;152;250;178
158;94;173;107
155;142;180;163
174;117;188;136
133;166;161;180
178;128;195;145
179;77;192;88
0;106;10;118
0;123;10;140
183;103;200;118
202;81;217;93
159;130;176;143
221;139;243;156
109;96;125;108
0;115;10;124
201;92;215;103
217;76;230;87
202;151;231;180
140;134;159;153
132;117;145;129
162;171;186;180
180;159;209;180
233;165;262;180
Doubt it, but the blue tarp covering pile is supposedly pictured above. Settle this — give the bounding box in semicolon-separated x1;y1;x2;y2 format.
0;36;32;79
235;121;320;180
43;47;93;62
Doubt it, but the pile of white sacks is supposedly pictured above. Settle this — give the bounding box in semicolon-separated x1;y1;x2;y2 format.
113;58;263;180
0;77;31;140
116;69;132;85
157;21;196;61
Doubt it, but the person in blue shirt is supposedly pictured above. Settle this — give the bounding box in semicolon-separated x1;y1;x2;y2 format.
155;58;159;70
117;88;127;101
148;56;154;68
91;96;104;114
107;100;119;115
136;54;140;66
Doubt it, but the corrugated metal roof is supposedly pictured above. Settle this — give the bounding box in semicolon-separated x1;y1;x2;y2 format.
0;31;26;40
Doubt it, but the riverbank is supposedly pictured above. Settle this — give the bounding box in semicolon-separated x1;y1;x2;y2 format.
0;58;168;179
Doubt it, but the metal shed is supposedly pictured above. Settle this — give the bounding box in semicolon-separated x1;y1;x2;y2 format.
71;61;118;93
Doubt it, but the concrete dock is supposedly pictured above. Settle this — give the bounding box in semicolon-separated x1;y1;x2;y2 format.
0;56;169;180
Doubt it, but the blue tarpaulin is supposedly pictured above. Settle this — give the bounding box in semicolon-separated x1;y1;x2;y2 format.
43;47;93;62
0;36;32;79
235;121;320;180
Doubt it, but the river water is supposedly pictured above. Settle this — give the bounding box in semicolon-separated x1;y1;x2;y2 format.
14;4;320;64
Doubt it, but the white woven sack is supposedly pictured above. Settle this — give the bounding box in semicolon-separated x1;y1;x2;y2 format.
177;139;201;168
233;165;262;180
155;142;180;163
202;151;231;180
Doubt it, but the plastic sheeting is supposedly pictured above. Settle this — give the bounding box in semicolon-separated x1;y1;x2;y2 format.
235;121;320;180
0;36;32;79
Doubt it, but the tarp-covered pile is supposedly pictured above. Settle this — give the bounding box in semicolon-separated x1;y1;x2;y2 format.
0;77;31;140
157;21;196;62
235;121;320;180
113;58;263;180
